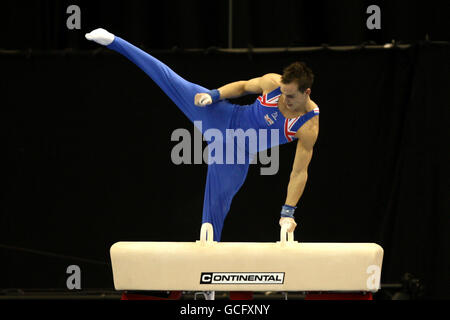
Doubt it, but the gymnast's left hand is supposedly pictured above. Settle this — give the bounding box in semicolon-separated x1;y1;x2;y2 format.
194;93;213;107
279;217;297;233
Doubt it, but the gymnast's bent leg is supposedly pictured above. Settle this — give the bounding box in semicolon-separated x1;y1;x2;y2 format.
202;161;250;242
202;142;257;241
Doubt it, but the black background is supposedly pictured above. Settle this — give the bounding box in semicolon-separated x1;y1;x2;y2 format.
0;0;449;299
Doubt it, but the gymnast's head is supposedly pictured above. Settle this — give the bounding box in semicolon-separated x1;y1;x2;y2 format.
280;62;314;111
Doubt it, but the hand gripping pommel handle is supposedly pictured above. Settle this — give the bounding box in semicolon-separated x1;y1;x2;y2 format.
279;224;297;245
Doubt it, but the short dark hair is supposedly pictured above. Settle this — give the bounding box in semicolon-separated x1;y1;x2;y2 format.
281;62;314;93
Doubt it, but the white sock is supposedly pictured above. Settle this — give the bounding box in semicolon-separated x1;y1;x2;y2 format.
85;28;115;46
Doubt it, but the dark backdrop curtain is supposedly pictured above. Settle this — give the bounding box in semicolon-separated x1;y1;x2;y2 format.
1;0;449;50
0;0;449;299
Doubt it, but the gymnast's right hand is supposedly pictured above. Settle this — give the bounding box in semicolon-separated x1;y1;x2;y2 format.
279;217;297;233
194;93;213;107
85;28;115;46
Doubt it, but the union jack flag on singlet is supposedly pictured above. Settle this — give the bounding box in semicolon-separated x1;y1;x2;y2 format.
256;87;320;143
283;107;320;142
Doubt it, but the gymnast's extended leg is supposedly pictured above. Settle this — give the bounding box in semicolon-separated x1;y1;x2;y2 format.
85;28;233;133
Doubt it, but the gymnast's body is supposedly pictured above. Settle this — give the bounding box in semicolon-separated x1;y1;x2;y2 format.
85;28;319;241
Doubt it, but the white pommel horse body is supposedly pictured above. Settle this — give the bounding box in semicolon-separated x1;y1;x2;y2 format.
110;223;384;300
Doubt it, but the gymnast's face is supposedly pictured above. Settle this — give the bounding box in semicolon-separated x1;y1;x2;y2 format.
280;82;311;112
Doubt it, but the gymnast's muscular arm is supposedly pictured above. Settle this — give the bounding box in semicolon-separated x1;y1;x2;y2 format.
279;117;319;232
194;73;281;106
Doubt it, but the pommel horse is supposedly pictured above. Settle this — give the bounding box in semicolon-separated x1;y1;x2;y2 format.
110;223;384;300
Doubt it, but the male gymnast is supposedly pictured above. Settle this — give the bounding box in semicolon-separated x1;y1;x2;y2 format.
85;28;319;241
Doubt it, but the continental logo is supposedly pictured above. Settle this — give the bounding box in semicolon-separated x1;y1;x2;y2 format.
200;272;285;285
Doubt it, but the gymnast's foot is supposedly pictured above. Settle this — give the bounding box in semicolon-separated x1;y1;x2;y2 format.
85;28;115;46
